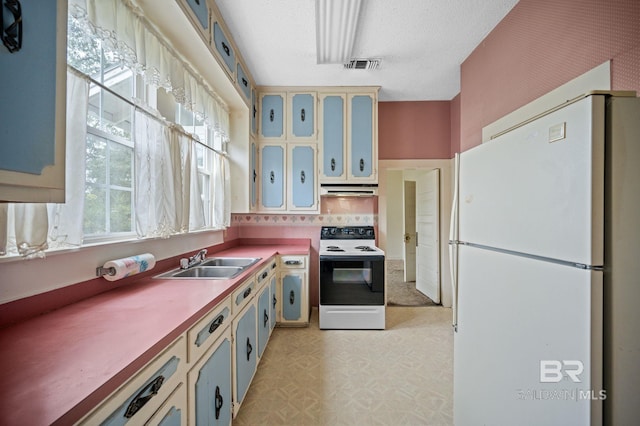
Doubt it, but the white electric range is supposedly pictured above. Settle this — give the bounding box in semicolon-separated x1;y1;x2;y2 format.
319;226;385;329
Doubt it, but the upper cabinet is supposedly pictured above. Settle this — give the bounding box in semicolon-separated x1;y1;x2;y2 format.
177;0;210;43
260;93;286;139
0;0;67;202
212;21;236;77
319;90;378;184
237;62;251;101
287;92;316;141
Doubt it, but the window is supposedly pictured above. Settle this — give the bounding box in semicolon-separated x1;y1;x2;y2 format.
66;10;229;244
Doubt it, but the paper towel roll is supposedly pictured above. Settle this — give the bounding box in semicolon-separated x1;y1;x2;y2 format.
101;253;156;281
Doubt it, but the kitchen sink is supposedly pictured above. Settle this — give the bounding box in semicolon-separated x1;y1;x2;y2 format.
154;257;261;280
155;265;244;280
200;257;261;268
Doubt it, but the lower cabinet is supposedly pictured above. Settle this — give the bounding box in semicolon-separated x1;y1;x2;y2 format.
278;255;309;326
256;282;271;360
78;253;310;424
231;302;257;417
270;274;278;331
187;328;232;426
147;382;188;426
78;337;186;425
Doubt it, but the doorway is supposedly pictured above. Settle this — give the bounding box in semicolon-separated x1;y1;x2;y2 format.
385;168;441;306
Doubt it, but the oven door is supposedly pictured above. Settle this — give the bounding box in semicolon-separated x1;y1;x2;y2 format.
320;255;385;305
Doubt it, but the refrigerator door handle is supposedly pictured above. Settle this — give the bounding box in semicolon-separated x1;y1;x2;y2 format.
450;154;460;332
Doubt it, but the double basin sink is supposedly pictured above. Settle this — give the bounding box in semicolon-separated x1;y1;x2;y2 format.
155;257;261;280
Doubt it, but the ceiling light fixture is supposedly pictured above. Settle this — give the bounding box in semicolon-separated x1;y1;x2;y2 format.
315;0;363;64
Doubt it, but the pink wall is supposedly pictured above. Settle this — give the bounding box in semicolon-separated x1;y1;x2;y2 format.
378;101;452;159
460;0;640;151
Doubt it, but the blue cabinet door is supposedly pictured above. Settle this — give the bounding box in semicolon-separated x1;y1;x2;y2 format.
290;145;315;209
260;145;284;209
213;22;235;75
158;406;182;426
0;0;58;176
184;0;208;30
257;286;270;358
260;94;284;138
321;96;345;179
237;63;251;100
250;141;257;210
270;275;277;330
234;305;257;404
195;338;232;426
251;89;258;136
282;274;303;321
290;94;314;138
350;95;373;178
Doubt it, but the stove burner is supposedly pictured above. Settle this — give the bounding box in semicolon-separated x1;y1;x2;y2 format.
355;246;376;252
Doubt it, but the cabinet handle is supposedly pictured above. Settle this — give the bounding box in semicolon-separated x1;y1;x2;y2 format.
272;294;277;308
241;77;248;87
300;170;306;184
289;290;295;305
1;0;22;53
221;41;230;56
270;171;275;184
246;337;253;361
124;375;165;418
214;386;223;420
300;108;306;122
269;109;274;122
271;262;277;269
253;169;257;182
243;287;252;298
285;260;302;265
261;271;268;280
330;158;336;171
253;105;257;118
208;314;224;334
264;309;269;327
359;158;365;172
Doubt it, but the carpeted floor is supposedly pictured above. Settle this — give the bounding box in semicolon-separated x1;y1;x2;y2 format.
234;306;454;425
386;260;437;307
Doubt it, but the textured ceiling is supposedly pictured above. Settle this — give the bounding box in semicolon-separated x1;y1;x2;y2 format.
215;0;520;101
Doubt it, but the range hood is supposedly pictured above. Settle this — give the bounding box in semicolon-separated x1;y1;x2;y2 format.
320;184;378;197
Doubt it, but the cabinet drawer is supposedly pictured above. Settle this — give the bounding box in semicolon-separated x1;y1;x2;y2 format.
279;255;306;269
187;298;232;365
255;257;277;289
231;278;256;314
79;336;186;425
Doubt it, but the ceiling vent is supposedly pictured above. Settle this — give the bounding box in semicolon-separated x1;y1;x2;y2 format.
344;58;381;70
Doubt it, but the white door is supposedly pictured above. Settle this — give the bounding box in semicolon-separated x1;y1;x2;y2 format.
403;181;416;282
416;169;440;302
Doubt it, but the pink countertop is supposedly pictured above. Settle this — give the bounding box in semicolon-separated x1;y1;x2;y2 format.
0;243;309;426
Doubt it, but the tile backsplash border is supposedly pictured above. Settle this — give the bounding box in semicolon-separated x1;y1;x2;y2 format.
231;213;377;226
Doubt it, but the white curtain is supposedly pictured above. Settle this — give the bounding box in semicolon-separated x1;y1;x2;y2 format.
76;0;230;139
212;154;231;228
47;71;90;250
134;110;177;238
170;127;192;234
0;71;89;258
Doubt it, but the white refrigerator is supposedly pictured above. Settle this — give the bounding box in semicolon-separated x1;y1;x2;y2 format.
450;93;640;425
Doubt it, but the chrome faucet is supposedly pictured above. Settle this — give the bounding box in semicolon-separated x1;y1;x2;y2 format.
180;249;208;269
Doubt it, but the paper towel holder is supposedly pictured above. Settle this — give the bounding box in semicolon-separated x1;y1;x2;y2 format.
96;266;116;277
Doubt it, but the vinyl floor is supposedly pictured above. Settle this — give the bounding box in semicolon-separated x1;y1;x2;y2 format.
234;306;454;425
